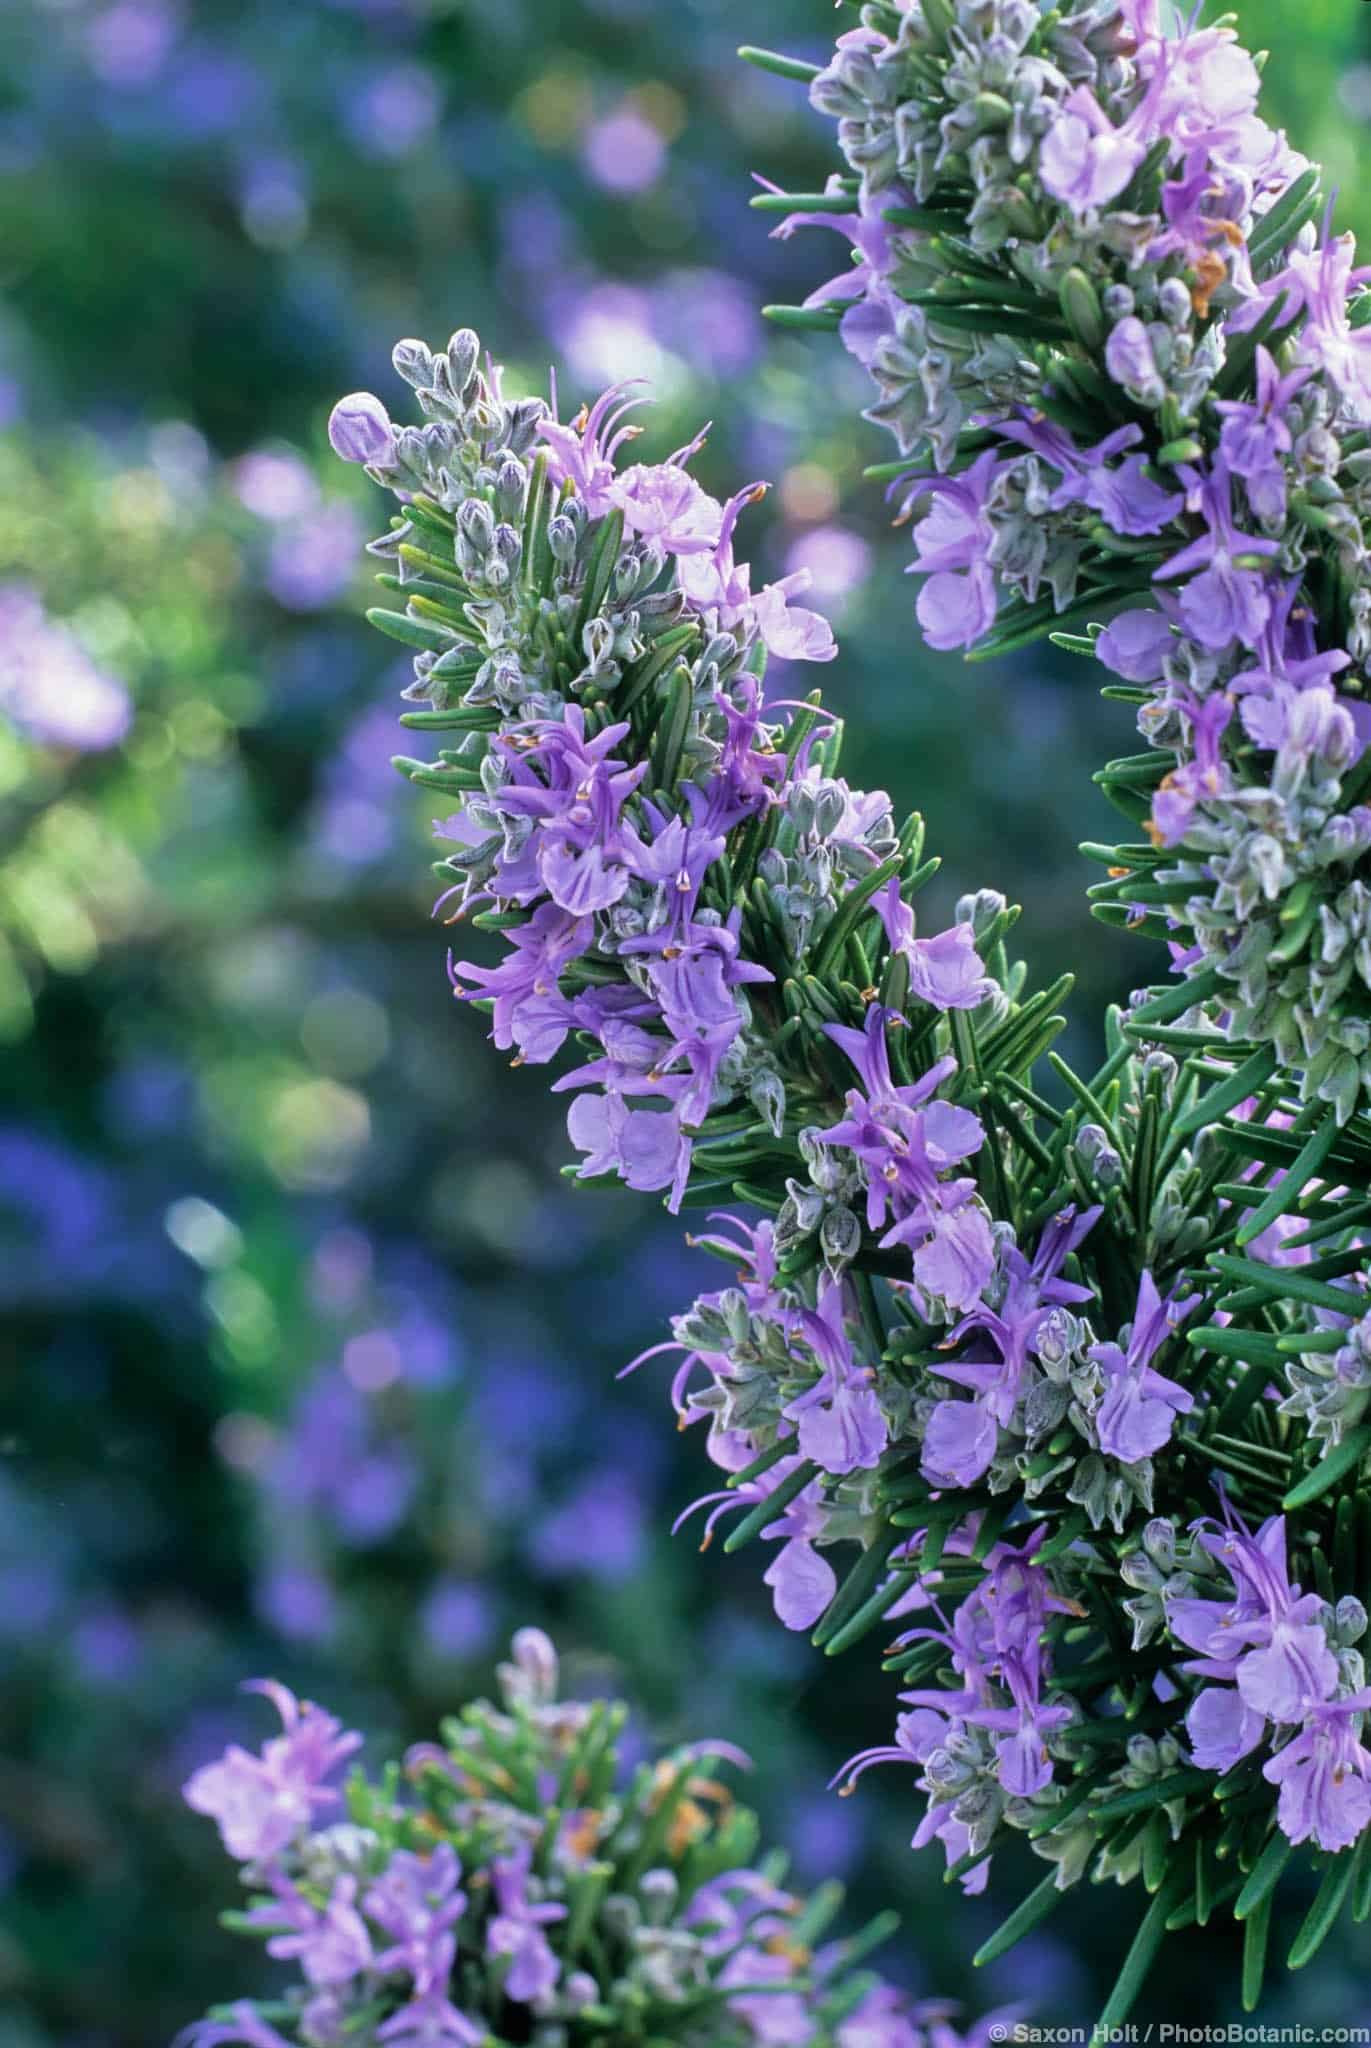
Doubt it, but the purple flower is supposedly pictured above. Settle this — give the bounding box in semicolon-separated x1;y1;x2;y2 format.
1092;1270;1199;1463
1039;85;1150;216
967;1656;1072;1796
819;1012;977;1228
182;1681;362;1863
677;484;837;662
328;392;396;467
762;172;897;379
1173;1512;1340;1719
783;1281;889;1474
836;1987;923;2048
449;904;594;1062
1103;317;1161;399
1236;1610;1341;1726
668;1456;827;1630
620;910;772;1127
1263;1696;1371;1851
537;381;648;516
1185;1686;1265;1773
1148;148;1258;306
1095;608;1174;683
1149;689;1235;847
493;707;647;914
719;1946;813;2044
1214;346;1311;524
874;885;994;1010
921;1398;999;1489
1001;416;1182;536
906;453;1000;652
819;1010;993;1311
610;462;721;554
762;1471;838;1630
1154;460;1279;652
1283;233;1371;423
486;1847;566;2003
378;1993;485;2046
265;1876;373;1987
1146;21;1261;155
365;1844;466;1988
174;2005;294;2048
565;1086;691;1206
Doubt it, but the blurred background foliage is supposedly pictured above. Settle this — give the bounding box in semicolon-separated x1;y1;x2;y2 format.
0;0;1369;2041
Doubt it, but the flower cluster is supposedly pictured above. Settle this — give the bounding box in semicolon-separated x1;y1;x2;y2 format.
332;332;869;1210
178;1627;974;2048
835;1529;1075;1891
1126;1507;1371;1851
763;0;1371;1121
330;322;1371;2013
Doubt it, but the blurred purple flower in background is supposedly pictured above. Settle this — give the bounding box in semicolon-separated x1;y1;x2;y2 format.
582;105;665;193
232;448;319;522
0;585;132;751
784;525;872;604
305;699;411;869
345;63;443;159
83;0;180;88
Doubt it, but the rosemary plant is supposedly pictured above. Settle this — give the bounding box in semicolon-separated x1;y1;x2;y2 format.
319;253;1371;2020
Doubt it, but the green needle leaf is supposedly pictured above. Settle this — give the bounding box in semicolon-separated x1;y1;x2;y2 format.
971;1868;1066;1967
1283;1424;1371;1511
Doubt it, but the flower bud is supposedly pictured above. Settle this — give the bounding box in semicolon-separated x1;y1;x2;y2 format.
391;339;435;389
506;1625;559;1704
328;391;395;467
446;328;481;391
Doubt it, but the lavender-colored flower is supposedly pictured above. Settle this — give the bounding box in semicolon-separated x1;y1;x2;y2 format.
1213;346;1311;524
819;1011;981;1233
1039;84;1151;216
1154;461;1279;652
537;379;647;515
761;1472;838;1630
677;483;838;661
565;1086;691;1205
921;1398;999;1490
175;2004;295;2048
1094;609;1174;683
610;462;721;553
784;1280;888;1474
378;1992;484;2046
906;454;1000;653
365;1845;466;1987
486;1847;566;2003
266;1876;374;1987
1185;1686;1266;1774
720;1945;815;2044
1103;317;1163;401
1264;1697;1371;1852
183;1682;362;1863
874;885;994;1011
836;1986;924;2048
1283;233;1371;423
1092;1271;1198;1463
